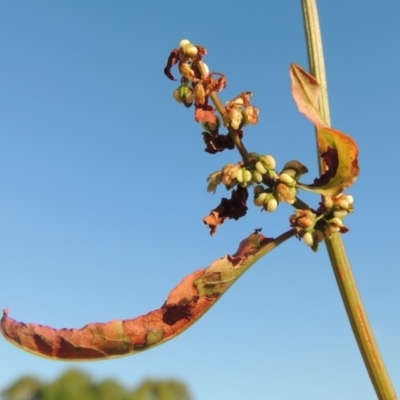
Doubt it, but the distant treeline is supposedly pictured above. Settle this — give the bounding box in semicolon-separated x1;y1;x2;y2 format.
1;369;193;400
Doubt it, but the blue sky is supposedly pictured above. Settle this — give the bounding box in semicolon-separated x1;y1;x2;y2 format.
0;1;399;399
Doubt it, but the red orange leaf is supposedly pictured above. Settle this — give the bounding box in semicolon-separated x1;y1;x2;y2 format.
290;63;326;127
0;230;296;360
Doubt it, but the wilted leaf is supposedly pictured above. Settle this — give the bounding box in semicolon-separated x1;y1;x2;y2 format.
298;126;359;196
290;63;326;127
195;104;217;124
0;230;295;360
202;130;243;154
164;49;180;81
202;186;248;235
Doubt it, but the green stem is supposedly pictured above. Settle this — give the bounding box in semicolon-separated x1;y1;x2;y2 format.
301;1;397;399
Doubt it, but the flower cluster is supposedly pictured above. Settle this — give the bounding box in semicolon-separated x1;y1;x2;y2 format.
164;39;355;243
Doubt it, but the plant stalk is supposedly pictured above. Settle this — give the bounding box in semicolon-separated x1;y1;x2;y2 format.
301;1;397;399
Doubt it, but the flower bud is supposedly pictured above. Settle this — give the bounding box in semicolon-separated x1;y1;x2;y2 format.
330;217;344;227
255;161;267;174
179;39;191;48
236;168;244;183
265;198;278;212
179;62;196;80
303;232;314;247
262;155;276;170
242;105;259;126
251;169;263;183
242;169;252;183
279;173;296;186
333;210;348;220
336;199;349;209
254;192;268;206
173;89;183;103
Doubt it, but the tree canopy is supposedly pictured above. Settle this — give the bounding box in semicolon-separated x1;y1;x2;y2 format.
1;370;192;400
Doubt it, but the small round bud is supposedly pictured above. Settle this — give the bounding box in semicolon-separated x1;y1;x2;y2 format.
263;155;276;170
251;169;263;183
236;168;244;183
232;98;244;107
266;198;278;212
255;161;267;174
336;199;349;209
346;195;354;204
303;232;314;247
279;173;296;186
173;89;183;103
329;225;341;233
185;45;198;58
333;210;348;220
242;169;252;183
254;192;268;206
330;217;344;227
179;39;191;48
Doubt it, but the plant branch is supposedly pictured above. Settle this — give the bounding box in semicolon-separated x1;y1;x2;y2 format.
302;1;397;398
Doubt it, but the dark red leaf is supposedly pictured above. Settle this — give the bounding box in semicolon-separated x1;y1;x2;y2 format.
164;49;180;81
202;130;243;154
202;186;248;235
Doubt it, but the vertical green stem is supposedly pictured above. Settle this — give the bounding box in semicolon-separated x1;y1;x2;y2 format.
301;1;397;399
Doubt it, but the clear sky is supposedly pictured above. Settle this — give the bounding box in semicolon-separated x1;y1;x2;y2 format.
0;2;399;399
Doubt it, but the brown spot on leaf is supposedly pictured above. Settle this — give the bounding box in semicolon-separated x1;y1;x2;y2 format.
162;304;193;325
311;147;339;187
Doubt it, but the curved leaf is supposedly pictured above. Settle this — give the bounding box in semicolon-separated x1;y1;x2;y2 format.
298;126;359;196
290;63;326;127
1;229;296;360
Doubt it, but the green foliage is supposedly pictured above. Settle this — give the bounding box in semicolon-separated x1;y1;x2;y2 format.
1;370;192;400
1;376;42;400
